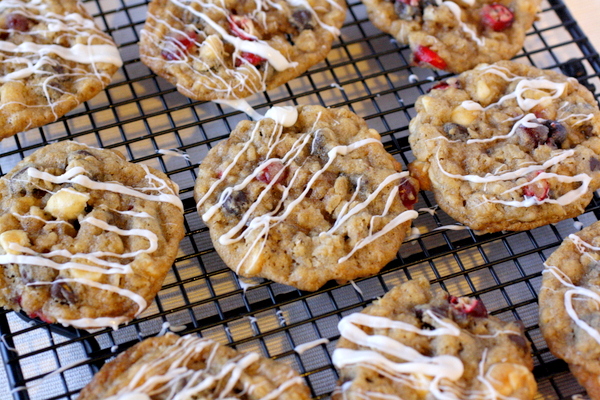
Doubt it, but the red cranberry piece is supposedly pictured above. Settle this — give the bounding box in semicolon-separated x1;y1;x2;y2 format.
412;46;447;70
448;295;488;318
257;161;287;184
228;15;257;41
398;178;418;209
160;31;198;61
6;13;32;32
29;310;53;324
235;51;265;67
523;172;549;201
481;4;514;32
430;81;450;91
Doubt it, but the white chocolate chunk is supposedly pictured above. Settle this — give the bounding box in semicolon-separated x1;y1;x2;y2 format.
451;105;478;125
45;188;90;220
0;230;31;255
200;34;224;68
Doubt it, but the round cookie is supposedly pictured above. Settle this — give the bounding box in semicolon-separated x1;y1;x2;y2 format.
408;60;600;233
361;0;540;73
0;141;184;330
540;221;600;399
0;0;122;140
333;277;537;400
78;333;311;400
139;0;346;100
194;105;419;291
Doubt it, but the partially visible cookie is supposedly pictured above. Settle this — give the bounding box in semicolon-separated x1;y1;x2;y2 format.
333;277;537;400
78;333;311;400
540;221;600;399
0;141;184;330
408;60;600;233
139;0;346;100
0;0;122;140
361;0;540;73
194;105;419;291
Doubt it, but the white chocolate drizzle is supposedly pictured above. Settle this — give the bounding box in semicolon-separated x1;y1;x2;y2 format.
294;338;329;354
443;2;484;47
104;335;305;400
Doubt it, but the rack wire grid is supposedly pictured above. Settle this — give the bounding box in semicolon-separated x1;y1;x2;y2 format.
1;0;600;399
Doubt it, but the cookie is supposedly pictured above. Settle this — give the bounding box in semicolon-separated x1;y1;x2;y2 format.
332;277;537;400
77;333;311;400
0;0;122;141
408;60;600;233
540;221;600;399
139;0;346;100
194;105;419;291
361;0;540;73
0;141;184;330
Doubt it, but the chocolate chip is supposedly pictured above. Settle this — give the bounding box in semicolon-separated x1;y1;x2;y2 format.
590;157;600;171
543;120;567;147
394;1;419;20
222;190;249;216
291;9;313;30
443;123;469;141
51;282;78;304
517;122;549;149
508;334;528;352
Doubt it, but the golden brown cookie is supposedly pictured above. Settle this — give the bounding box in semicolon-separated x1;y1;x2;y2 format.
361;0;540;73
0;141;184;330
139;0;346;100
194;105;419;291
0;0;122;140
333;277;537;400
409;60;600;233
540;221;600;400
78;333;311;400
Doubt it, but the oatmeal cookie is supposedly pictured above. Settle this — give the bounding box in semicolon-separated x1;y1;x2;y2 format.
194;105;419;291
139;0;346;100
78;333;311;400
540;221;600;399
408;61;600;233
0;0;122;140
362;0;540;73
0;141;184;330
333;277;537;400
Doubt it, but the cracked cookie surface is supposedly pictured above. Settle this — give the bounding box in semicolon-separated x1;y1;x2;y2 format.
0;0;121;140
0;141;184;330
409;61;600;233
194;105;419;291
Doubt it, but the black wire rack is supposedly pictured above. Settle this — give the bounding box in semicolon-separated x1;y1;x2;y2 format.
1;0;600;399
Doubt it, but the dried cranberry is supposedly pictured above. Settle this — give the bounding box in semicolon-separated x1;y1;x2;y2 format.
523;172;549;201
235;51;265;67
448;295;488;318
591;157;600;171
161;31;198;61
257;161;287;185
398;178;418;209
291;9;313;30
29;310;53;324
412;46;447;70
228;15;257;41
481;4;514;32
517;121;549;149
6;13;32;32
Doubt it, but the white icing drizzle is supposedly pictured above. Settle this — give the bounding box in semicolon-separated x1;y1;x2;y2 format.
350;280;363;295
0;334;18;354
157;148;191;161
543;262;600;346
276;309;287;326
466;113;540;144
105;335;305;400
264;106;298;127
408;74;419;83
197;115;418;273
214;99;265;121
573;221;584;230
443;2;484;46
418;206;438;215
432;224;470;231
294;338;329;354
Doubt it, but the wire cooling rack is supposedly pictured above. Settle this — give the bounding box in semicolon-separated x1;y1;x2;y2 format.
1;0;600;399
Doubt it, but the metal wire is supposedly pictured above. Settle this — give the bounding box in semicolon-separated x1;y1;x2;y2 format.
1;0;600;399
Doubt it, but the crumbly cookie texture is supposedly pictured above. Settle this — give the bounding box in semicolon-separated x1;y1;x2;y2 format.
333;277;537;400
361;0;540;73
408;60;600;233
540;221;600;400
0;0;122;140
0;141;184;330
139;0;346;100
78;333;311;400
194;105;419;291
